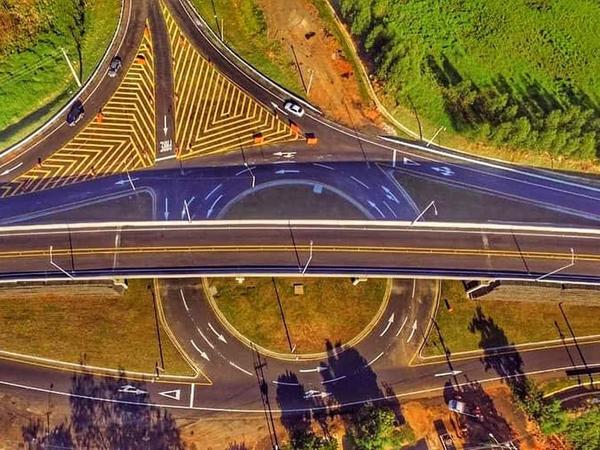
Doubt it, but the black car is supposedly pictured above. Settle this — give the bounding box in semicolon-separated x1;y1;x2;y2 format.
66;100;84;127
108;56;122;78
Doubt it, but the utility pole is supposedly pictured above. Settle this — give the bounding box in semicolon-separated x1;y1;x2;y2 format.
411;201;438;225
61;48;82;87
301;240;314;275
426;126;446;147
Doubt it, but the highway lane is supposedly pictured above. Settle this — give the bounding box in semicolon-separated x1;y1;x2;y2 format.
0;0;147;180
0;221;598;284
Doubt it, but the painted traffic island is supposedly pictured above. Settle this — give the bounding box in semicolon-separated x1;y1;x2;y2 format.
205;277;390;359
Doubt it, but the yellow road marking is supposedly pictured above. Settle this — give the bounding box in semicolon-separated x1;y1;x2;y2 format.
161;3;300;160
2;244;598;262
2;25;156;198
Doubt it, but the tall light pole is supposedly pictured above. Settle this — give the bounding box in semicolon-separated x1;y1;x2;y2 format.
301;240;314;275
411;201;437;225
244;162;256;189
61;48;82;87
536;248;575;281
426;126;446;147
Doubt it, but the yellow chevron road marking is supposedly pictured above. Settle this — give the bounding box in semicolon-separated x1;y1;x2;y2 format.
2;26;157;198
161;3;299;160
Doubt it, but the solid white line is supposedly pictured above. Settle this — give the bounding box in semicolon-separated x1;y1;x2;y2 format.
395;316;409;337
197;328;214;350
0;219;599;236
321;375;347;385
180;289;189;312
0;162;23;176
365;352;384;367
313;163;335;170
272;380;300;386
204;184;222;200
189;383;195;408
350;176;369;189
229;361;253;376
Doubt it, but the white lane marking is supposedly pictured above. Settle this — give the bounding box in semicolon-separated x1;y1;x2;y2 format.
313;163;335;170
350;176;369;189
395;316;409;337
272;380;300;386
158;389;181;400
382;201;397;218
204;184;222;200
299;366;327;373
367;200;385;217
0;162;23;176
365;352;384;367
321;375;347;385
189;383;195;408
406;320;418;343
206;195;223;219
229;361;253;376
379;313;395;337
411;279;417;299
190;340;209;361
197;328;214;349
181;196;196;219
275;169;300;175
208;322;227;343
180;289;189;312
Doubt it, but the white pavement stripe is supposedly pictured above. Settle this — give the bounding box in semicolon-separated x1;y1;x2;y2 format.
197;328;215;349
365;352;384;367
350;176;369;189
272;380;300;386
189;383;195;408
229;361;253;376
321;375;347;385
190;339;209;361
395;316;409;337
180;289;189;311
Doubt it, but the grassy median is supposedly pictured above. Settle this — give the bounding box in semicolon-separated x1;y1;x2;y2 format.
0;0;120;149
209;277;388;354
190;0;303;95
423;281;600;357
0;280;194;376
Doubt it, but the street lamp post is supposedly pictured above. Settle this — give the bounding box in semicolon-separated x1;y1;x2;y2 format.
426;126;446;147
411;201;438;225
301;240;313;275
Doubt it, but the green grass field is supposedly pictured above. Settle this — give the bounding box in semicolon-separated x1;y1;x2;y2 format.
340;0;600;164
0;0;120;149
423;281;600;356
209;277;387;354
190;0;303;95
0;280;193;376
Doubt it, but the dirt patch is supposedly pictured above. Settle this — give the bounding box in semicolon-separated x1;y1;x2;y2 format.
256;0;384;132
402;385;547;450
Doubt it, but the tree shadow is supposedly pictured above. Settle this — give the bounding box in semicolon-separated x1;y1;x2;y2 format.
22;365;184;449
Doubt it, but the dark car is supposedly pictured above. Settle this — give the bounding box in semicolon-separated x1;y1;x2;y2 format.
66;100;84;127
108;56;122;78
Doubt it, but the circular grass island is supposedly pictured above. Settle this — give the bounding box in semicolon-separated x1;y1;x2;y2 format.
207;277;389;357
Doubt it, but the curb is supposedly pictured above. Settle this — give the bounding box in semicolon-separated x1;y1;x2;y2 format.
203;277;392;361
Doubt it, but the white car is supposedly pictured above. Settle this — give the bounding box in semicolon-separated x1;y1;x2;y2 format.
284;100;305;117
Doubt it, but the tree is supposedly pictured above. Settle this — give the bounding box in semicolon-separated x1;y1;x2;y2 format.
283;428;338;450
348;403;413;450
565;407;600;450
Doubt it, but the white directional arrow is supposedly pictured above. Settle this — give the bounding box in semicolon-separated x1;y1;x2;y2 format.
379;313;395;337
303;390;331;400
163;115;168;136
381;186;400;204
299;366;327;373
275;169;300;175
403;157;420;166
406;320;418;343
118;385;147;395
208;322;227;343
190;339;210;361
158;389;181;400
164;198;169;220
434;370;463;377
206;194;223;219
432;166;454;177
273;151;296;158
